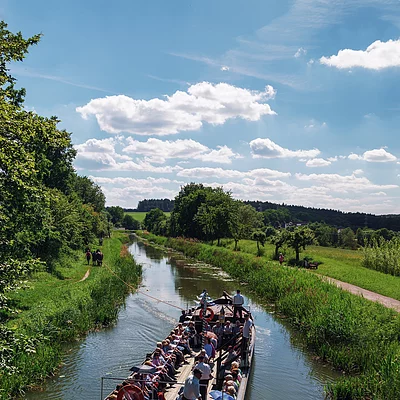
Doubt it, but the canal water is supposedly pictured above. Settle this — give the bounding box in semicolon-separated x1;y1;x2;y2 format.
26;237;339;400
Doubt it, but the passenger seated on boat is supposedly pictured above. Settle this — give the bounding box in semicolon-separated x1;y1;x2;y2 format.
231;370;241;387
223;375;238;394
179;310;187;323
204;321;212;332
164;338;185;366
194;349;209;363
212;321;224;347
230;362;242;382
226;386;237;399
232;320;242;336
222;346;240;368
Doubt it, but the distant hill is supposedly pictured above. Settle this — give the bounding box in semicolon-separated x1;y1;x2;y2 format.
124;198;400;231
244;200;400;231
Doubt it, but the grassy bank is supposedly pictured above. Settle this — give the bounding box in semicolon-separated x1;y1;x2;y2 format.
215;238;400;301
1;232;141;399
138;232;400;400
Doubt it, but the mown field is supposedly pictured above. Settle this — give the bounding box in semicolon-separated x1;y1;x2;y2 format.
125;211;171;222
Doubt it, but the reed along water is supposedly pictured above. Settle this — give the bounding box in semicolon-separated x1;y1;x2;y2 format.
26;237;340;400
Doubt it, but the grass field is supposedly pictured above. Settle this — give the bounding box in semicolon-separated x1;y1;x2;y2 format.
219;238;400;301
125;211;171;222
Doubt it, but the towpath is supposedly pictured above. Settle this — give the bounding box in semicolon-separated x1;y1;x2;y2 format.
325;277;400;312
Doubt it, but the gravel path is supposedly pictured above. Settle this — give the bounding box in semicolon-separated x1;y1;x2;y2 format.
326;277;400;312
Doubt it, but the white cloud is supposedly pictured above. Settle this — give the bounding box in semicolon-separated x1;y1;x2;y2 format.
75;137;131;161
348;148;397;162
320;39;400;70
221;66;230;71
76;82;276;136
176;167;291;180
250;138;320;159
371;191;387;196
294;47;307;58
305;158;331;167
353;169;363;175
295;172;398;193
123;138;241;164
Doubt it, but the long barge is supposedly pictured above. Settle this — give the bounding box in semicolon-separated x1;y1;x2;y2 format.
102;291;255;400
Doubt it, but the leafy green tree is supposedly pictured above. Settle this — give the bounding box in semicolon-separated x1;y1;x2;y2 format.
231;204;264;250
269;229;289;260
194;188;237;245
338;227;357;249
72;176;105;212
144;208;167;233
287;227;315;262
122;214;141;230
106;206;125;226
251;230;267;256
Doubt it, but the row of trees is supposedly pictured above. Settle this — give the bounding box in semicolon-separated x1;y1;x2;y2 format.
0;22;108;328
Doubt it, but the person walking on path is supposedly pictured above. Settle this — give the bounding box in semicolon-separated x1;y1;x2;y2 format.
279;253;284;265
232;290;244;321
92;250;97;266
85;249;91;265
182;368;202;400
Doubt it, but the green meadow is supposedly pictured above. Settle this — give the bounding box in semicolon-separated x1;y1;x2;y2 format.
125;211;171;222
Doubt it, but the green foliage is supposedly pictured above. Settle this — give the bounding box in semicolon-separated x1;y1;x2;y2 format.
71;175;105;212
142;233;400;399
269;228;289;259
338;227;357;250
122;214;141;230
144;208;167;233
231;203;264;250
362;237;400;276
251;230;267;256
106;206;125;226
286;227;315;261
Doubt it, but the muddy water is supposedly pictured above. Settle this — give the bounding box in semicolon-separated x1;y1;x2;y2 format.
26;238;339;400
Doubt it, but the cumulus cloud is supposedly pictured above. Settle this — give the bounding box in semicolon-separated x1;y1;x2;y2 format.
295;172;398;193
221;66;230;71
305;158;331;167
123;138;241;164
348;148;397;162
250;138;320;159
294;47;307;58
76;82;276;136
177;167;291;180
320;39;400;70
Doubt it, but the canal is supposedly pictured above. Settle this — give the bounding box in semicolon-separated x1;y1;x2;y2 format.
26;237;339;399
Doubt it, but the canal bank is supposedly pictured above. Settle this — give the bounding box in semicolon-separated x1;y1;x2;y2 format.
26;237;339;400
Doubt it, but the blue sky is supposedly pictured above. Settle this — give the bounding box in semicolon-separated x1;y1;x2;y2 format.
3;0;400;213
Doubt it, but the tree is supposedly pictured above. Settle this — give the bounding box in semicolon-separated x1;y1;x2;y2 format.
122;214;141;230
338;227;357;250
251;231;267;257
231;204;264;251
72;176;105;212
194;188;237;245
144;208;167;233
269;229;289;260
106;206;125;226
287;227;315;262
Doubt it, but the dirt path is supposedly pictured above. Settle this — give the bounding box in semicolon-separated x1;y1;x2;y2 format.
325;277;400;312
77;268;90;282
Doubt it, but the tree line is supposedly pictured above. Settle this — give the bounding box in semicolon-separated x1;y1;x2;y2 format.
0;22;109;366
141;184;400;263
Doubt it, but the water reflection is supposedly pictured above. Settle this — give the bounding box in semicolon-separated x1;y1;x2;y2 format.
26;237;338;400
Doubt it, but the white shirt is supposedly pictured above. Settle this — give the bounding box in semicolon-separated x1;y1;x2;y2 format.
183;375;201;399
243;318;253;338
233;293;244;306
195;362;212;380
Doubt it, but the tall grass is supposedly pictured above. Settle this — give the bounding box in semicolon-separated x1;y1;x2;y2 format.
138;232;400;399
363;238;400;276
0;232;141;399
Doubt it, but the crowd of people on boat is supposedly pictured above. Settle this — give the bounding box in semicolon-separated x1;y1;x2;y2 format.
106;291;253;400
85;248;104;266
